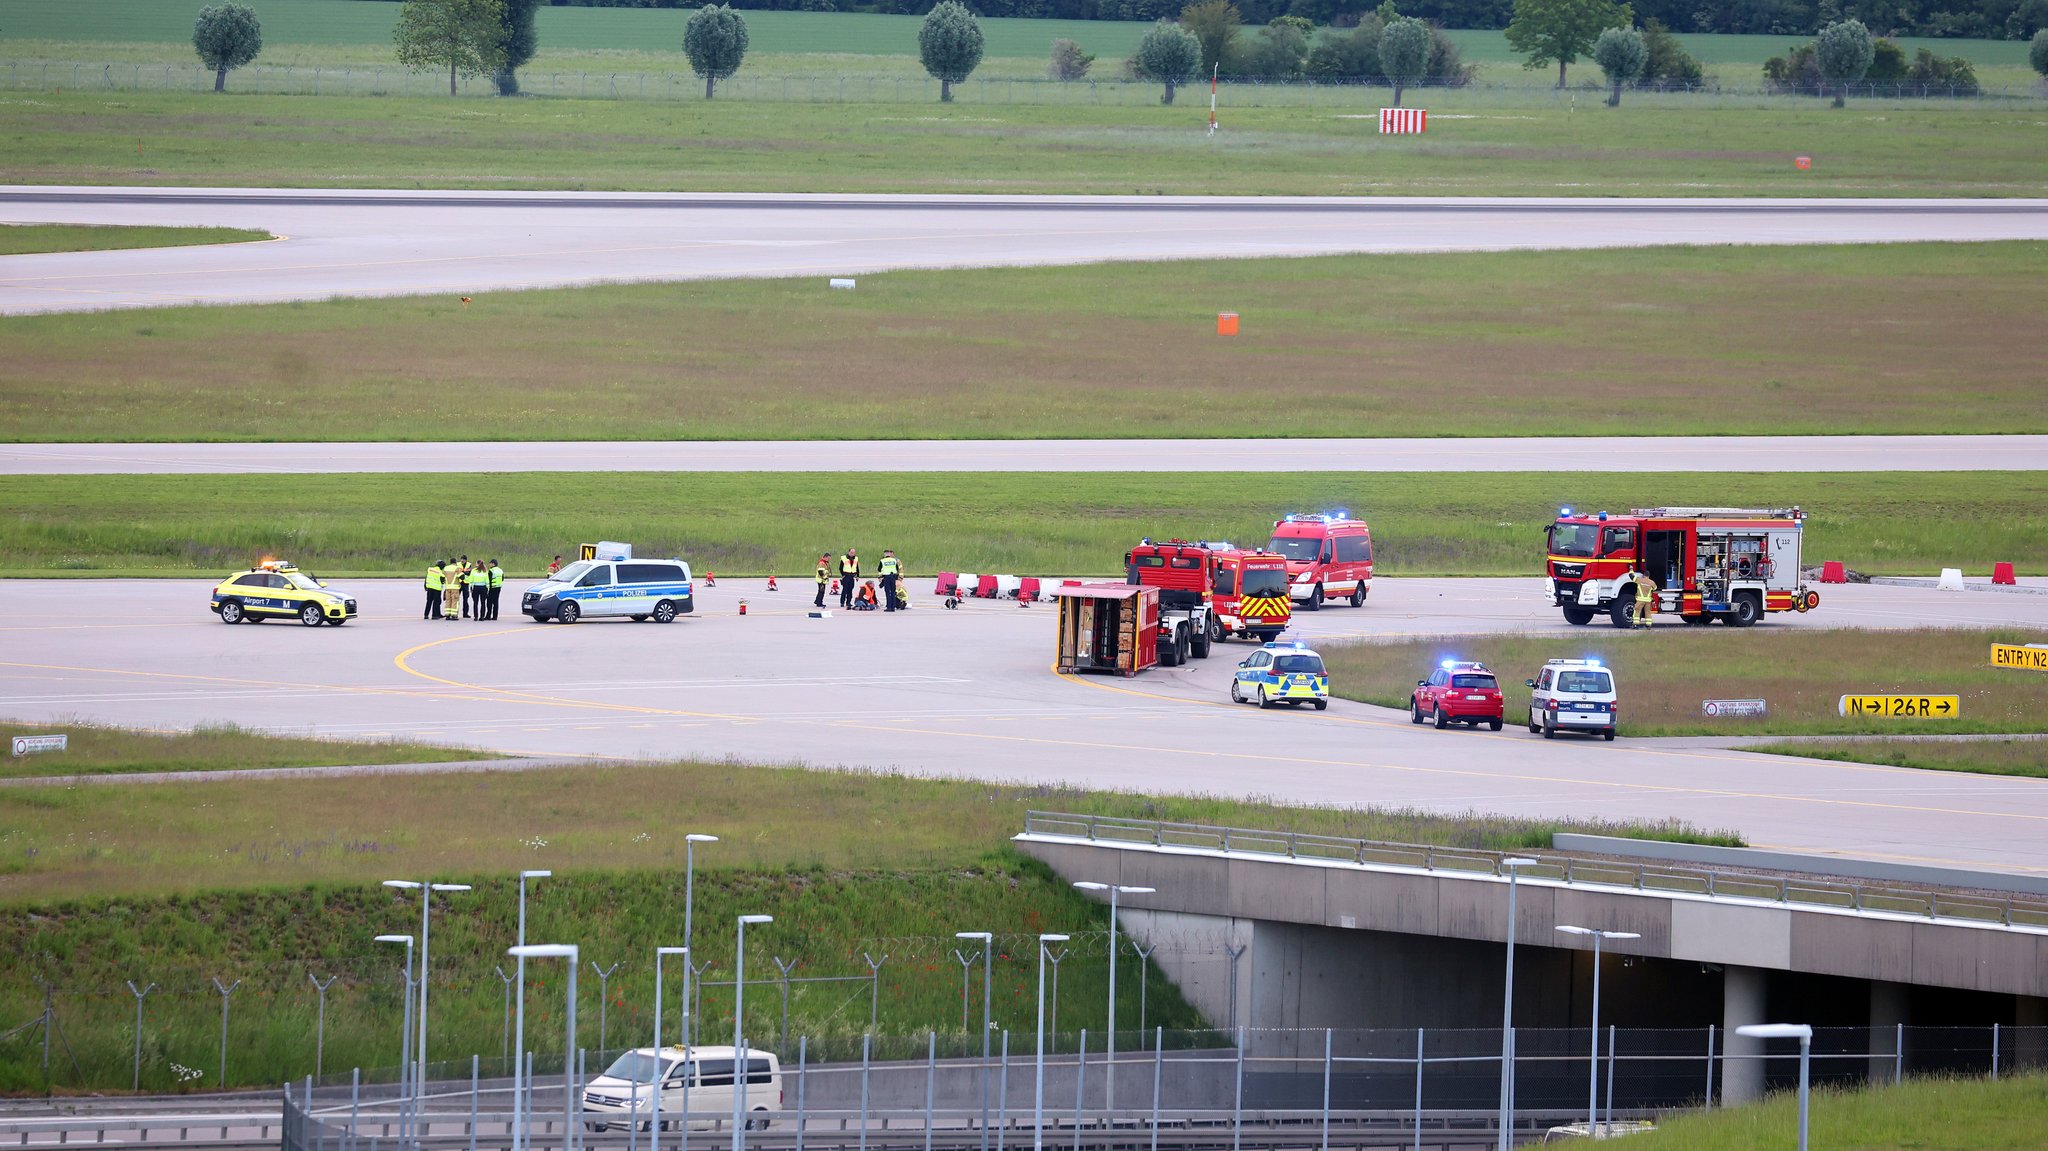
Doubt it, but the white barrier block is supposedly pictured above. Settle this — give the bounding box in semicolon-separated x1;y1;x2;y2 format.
1936;568;1966;591
829;278;857;290
808;610;833;619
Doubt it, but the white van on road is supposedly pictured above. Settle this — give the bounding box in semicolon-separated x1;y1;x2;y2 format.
522;557;695;624
582;1045;781;1131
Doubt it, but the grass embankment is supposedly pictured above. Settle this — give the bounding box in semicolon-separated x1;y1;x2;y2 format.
1753;737;2048;778
0;224;270;256
1325;628;2048;738
2;471;2041;580
9;245;2047;442
1630;1071;2048;1151
0;751;1738;1092
0;721;497;780
2;89;2042;196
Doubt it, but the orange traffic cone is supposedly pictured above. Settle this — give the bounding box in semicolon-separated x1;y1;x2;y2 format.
738;599;748;616
706;570;716;587
766;575;778;591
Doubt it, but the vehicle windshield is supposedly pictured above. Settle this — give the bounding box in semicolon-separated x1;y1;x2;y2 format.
1240;568;1289;597
550;560;595;584
1548;523;1599;559
602;1052;670;1085
1556;671;1612;693
282;573;323;591
1265;536;1320;562
1451;674;1498;690
1273;654;1325;674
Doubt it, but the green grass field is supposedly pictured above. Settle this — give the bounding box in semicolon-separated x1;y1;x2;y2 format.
1323;628;2048;737
7;245;2045;443
2;471;2041;579
1629;1071;2048;1151
0;223;270;256
0;720;497;779
1753;736;2048;777
2;89;2042;196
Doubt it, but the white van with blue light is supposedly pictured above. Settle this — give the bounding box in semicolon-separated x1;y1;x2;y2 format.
1525;657;1619;741
522;544;694;624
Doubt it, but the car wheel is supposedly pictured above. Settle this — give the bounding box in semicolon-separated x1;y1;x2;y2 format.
557;601;580;624
1349;584;1365;607
1609;595;1635;629
1410;698;1425;725
653;600;677;624
1528;708;1542;734
1542;720;1557;740
1305;585;1323;611
299;603;325;627
1730;594;1760;627
1562;606;1596;626
218;600;244;624
1433;705;1448;730
1489;718;1503;732
746;1114;769;1132
1604;727;1617;742
1230;680;1244;704
1314;699;1328;711
1258;685;1274;710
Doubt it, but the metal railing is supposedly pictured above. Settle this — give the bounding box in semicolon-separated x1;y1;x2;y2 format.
1020;811;2048;930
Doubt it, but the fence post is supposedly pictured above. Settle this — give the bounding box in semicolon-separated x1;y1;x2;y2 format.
470;1054;480;1151
1704;1024;1715;1110
997;1030;1009;1151
1232;1027;1244;1151
1410;1028;1427;1151
1991;1023;1999;1080
311;975;338;1079
1074;1029;1087;1151
1150;1027;1162;1151
926;1031;937;1151
864;953;887;1034
1896;1023;1904;1084
127;980;157;1091
305;1075;315;1151
350;1068;361;1151
1320;1027;1332;1151
1605;1024;1617;1129
859;1032;870;1151
794;1035;807;1151
213;977;242;1087
777;958;798;1054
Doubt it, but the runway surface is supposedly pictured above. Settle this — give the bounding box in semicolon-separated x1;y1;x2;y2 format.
7;576;2048;875
3;189;2046;315
6;434;2046;474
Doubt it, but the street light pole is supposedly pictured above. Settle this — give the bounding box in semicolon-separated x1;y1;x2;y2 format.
652;947;688;1151
515;870;551;1151
1736;1024;1814;1151
1496;858;1538;1151
683;835;718;1048
375;935;415;1145
1073;882;1155;1117
385;878;472;1110
734;914;772;1151
1034;933;1070;1151
1556;926;1640;1137
956;932;994;1151
508;945;580;1151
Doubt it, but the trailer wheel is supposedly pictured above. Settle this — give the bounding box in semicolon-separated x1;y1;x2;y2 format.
1561;606;1596;626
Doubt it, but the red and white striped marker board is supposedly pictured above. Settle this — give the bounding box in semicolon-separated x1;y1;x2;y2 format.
1379;108;1427;134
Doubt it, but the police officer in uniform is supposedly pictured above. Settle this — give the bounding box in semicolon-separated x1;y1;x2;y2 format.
815;554;832;609
467;562;491;621
424;558;444;620
487;560;504;620
879;550;901;613
838;548;860;610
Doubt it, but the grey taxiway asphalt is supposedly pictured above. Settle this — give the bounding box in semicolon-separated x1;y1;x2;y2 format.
3;188;2047;314
7;576;2048;875
6;434;2047;474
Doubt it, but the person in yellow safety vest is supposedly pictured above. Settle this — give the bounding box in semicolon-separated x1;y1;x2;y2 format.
1629;569;1658;628
424;559;444;621
441;559;462;621
838;549;860;610
878;550;902;613
457;554;474;618
487;560;504;621
814;554;832;609
467;562;491;622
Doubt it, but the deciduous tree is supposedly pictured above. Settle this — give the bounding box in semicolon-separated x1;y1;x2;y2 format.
684;4;750;99
918;1;984;103
1134;19;1201;102
1814;17;1874;105
1504;0;1631;88
1592;25;1646;103
1048;38;1094;80
492;0;540;96
2030;28;2048;76
1378;17;1430;105
1178;0;1241;76
192;4;263;93
394;0;507;97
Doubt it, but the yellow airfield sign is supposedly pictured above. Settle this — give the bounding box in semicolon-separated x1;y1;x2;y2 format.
1838;694;1960;719
1990;643;2048;672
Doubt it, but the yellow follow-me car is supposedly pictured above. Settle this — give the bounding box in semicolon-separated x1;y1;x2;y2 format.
209;559;358;626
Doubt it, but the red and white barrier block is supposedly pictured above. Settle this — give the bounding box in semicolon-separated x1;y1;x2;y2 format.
1379;108;1427;134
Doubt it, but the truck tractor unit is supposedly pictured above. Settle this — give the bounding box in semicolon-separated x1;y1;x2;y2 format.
1545;506;1820;629
1266;513;1372;611
1125;539;1220;667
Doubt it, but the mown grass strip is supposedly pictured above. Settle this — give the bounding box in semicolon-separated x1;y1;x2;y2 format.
1323;628;2048;738
0;224;270;256
2;471;2042;579
0;720;499;780
1750;736;2048;778
8;245;2046;443
1628;1071;2048;1151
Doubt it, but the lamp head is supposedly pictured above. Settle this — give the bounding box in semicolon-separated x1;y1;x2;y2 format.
738;914;774;925
520;870;552;880
508;943;578;960
375;934;413;944
1118;885;1157;895
956;931;993;941
1072;881;1108;892
687;834;720;844
657;946;689;957
383;879;422;890
1501;857;1540;869
1039;933;1070;943
1555;925;1593;937
1737;1023;1813;1041
431;883;472;892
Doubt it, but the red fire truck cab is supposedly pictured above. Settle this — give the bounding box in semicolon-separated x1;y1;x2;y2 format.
1266;513;1372;611
1125;540;1292;663
1545;506;1820;629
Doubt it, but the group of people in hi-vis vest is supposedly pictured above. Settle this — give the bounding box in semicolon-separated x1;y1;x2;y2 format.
423;555;505;622
815;548;907;613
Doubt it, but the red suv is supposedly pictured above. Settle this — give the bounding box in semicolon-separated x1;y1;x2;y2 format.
1411;661;1504;731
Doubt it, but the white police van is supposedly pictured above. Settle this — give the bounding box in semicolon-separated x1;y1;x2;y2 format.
1525;658;1619;741
523;545;694;624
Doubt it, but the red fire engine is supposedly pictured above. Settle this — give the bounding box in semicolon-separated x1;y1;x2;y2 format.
1125;539;1292;664
1544;506;1821;629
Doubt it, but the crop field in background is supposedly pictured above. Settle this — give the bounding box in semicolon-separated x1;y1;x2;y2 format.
2;471;2041;579
9;244;2047;443
1752;736;2048;778
0;721;497;780
1323;628;2048;737
2;90;2043;196
1629;1070;2048;1151
0;223;271;256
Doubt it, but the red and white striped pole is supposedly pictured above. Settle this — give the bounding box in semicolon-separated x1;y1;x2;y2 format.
1208;64;1218;135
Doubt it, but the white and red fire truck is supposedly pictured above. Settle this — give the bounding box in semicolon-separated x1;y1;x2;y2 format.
1544;506;1821;629
1266;513;1372;610
1125;540;1292;665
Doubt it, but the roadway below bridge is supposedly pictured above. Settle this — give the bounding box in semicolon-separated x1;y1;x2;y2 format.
2;189;2046;315
5;577;2047;875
